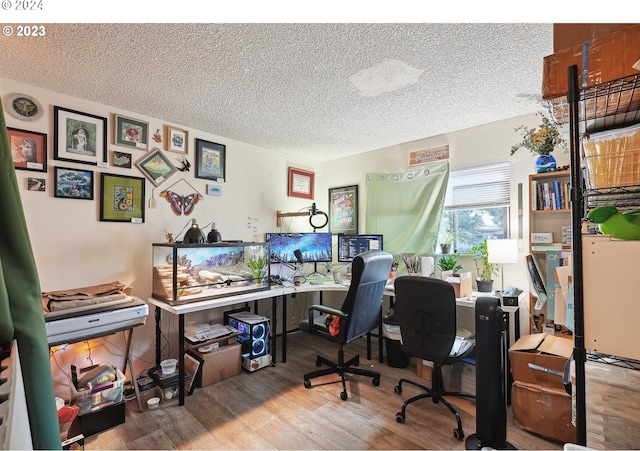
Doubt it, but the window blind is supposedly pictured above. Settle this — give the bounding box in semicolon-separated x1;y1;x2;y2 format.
444;162;510;209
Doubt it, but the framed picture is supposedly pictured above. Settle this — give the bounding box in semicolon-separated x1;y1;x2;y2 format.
288;167;314;199
184;352;202;396
328;185;359;233
54;166;94;200
136;148;177;187
7;127;47;172
27;177;46;192
100;173;145;223
112;150;132;169
53;106;107;166
165;125;189;154
114;114;149;150
195;139;226;181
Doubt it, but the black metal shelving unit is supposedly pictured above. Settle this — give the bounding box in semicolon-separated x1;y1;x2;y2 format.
547;66;640;446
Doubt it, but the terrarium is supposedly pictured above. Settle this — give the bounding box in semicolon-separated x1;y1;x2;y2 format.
151;242;270;305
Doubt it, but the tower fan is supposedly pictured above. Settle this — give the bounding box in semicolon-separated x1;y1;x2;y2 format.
466;296;515;450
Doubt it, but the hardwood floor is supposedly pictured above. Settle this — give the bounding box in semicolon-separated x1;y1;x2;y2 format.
84;331;638;450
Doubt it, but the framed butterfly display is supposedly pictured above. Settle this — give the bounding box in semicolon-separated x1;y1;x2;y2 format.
136;148;178;187
160;190;203;216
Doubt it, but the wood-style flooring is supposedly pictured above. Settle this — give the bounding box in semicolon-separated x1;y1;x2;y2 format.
84;331;640;450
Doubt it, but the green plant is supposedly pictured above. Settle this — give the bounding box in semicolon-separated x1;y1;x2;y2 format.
438;229;456;245
468;240;499;282
510;114;567;156
247;251;267;281
437;253;462;273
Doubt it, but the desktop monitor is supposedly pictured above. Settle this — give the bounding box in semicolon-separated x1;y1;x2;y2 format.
337;233;383;262
266;232;333;263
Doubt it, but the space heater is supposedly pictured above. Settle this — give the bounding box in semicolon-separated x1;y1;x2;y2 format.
465;296;515;450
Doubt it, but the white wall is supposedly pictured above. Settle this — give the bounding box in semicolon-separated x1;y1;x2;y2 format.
2;76;569;396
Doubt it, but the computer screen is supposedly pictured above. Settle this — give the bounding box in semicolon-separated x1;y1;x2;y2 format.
337;234;383;262
266;232;333;263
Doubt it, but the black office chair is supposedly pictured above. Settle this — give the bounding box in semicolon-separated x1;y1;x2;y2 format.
392;275;476;441
303;250;393;401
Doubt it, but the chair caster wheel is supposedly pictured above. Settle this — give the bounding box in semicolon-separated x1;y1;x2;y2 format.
394;385;402;394
340;391;348;401
304;379;311;389
315;357;322;367
453;428;464;441
372;377;380;386
395;412;405;423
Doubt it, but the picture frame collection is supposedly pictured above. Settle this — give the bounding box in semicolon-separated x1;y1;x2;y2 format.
6;94;229;224
8;95;351;231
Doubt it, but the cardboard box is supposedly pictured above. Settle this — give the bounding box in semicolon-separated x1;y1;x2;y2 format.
509;333;573;390
542;24;640;99
512;381;576;444
443;271;472;298
243;353;272;372
416;359;476;396
192;342;242;387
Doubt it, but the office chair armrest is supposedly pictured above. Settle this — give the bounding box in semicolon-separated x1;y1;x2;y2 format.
309;304;347;319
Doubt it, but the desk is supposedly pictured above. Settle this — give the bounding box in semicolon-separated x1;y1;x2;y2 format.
147;282;393;405
147;285;520;406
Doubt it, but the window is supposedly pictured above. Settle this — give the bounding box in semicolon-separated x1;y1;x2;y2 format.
440;162;511;254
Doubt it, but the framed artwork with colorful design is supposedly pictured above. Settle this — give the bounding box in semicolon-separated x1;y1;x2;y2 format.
136;148;177;186
100;173;145;223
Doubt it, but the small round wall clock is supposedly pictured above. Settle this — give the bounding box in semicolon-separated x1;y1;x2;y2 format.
3;92;44;121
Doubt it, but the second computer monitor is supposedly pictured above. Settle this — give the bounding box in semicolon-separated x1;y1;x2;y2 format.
337;233;383;262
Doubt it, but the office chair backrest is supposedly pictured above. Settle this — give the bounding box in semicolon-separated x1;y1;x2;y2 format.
341;250;393;343
394;276;457;363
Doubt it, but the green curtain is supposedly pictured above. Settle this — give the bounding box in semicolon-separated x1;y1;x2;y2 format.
365;161;449;270
0;99;62;449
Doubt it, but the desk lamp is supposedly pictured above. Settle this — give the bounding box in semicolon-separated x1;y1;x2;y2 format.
486;239;518;292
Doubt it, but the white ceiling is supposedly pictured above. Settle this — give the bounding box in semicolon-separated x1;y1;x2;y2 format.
1;23;554;162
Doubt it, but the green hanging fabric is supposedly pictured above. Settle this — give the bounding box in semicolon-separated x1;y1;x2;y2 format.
365;161;449;263
0;98;62;449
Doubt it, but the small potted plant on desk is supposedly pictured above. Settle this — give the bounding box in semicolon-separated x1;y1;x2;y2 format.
469;239;499;292
438;230;456;255
437;253;462;278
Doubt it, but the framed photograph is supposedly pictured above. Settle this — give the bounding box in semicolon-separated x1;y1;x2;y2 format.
206;184;222;196
136;148;178;187
328;185;358;233
114;114;149;150
100;173;145;223
7;127;47;172
184;352;202;396
53;106;107;166
288;167;314;199
54;166;94;200
165;125;189;154
195;139;226;181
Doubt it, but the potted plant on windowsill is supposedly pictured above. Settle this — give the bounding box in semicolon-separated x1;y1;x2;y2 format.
438;230;456;254
469;239;499;292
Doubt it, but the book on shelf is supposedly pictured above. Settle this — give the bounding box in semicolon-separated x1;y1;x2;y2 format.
531;177;569;211
532;243;565;251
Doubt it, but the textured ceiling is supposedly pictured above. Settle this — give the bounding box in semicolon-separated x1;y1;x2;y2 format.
0;23;554;162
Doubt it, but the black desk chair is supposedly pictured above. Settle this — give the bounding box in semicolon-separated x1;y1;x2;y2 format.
393;275;476;441
303;250;393;401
